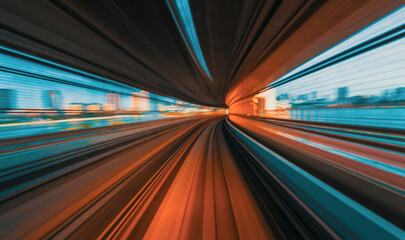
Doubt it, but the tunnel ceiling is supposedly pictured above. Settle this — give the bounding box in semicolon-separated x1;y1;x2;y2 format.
0;0;400;107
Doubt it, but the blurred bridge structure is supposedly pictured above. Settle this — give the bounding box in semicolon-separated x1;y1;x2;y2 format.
0;1;404;239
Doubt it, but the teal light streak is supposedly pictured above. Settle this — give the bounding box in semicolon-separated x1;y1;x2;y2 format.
168;0;212;79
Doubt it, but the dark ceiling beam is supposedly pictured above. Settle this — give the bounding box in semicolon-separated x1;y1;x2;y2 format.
0;0;401;108
227;0;403;106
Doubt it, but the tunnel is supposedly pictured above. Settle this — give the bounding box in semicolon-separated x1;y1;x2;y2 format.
0;0;404;239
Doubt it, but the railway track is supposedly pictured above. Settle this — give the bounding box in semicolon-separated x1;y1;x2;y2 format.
229;115;405;230
0;116;403;239
0;116;274;239
251;115;405;153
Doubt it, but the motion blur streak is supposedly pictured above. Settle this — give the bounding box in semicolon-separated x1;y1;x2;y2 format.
0;1;404;239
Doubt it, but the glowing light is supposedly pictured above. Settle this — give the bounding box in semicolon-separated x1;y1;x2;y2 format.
167;0;212;79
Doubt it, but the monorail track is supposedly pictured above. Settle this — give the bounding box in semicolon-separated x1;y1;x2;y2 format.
0;116;403;239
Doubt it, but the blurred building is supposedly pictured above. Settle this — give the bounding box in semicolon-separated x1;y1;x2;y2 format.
0;89;14;109
337;87;349;100
107;93;121;111
132;91;150;111
86;104;102;113
42;90;62;110
253;97;265;115
66;104;84;115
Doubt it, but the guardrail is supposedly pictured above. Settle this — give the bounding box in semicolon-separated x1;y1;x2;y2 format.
226;118;404;239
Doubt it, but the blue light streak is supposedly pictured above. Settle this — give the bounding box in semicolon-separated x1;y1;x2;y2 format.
167;0;212;79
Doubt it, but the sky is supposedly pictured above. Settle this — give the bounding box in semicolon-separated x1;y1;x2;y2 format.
266;5;405;102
